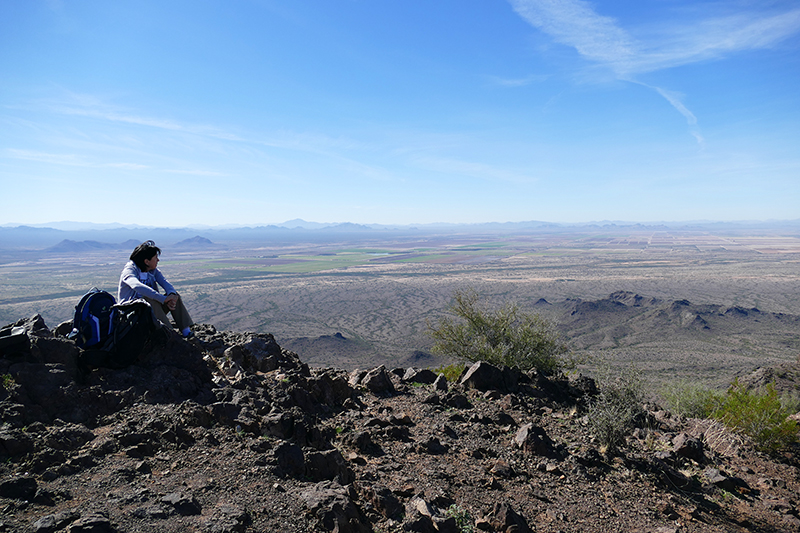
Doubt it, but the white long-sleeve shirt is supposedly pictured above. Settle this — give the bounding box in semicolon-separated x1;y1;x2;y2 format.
117;260;177;304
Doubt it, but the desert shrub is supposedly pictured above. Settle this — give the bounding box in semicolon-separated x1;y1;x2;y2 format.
711;380;799;453
660;379;721;419
433;362;466;383
445;505;474;533
428;289;569;375
586;365;645;455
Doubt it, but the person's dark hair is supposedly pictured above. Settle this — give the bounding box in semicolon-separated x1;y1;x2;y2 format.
130;240;161;270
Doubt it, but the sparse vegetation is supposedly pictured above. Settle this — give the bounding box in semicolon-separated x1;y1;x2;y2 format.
445;504;474;533
428;289;569;374
586;365;645;455
433;362;466;383
661;377;799;453
1;374;13;390
660;379;720;419
710;380;799;453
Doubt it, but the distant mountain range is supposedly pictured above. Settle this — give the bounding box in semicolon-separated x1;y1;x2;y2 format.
1;219;799;251
45;239;142;253
4;218;800;232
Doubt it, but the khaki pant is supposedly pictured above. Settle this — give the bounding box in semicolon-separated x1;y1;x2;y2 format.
142;295;193;332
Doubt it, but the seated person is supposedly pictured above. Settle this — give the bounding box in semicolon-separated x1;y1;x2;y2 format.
118;240;194;338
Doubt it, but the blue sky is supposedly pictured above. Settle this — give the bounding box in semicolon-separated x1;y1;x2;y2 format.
1;0;799;226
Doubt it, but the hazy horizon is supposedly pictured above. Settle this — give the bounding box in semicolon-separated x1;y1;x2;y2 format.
4;217;800;232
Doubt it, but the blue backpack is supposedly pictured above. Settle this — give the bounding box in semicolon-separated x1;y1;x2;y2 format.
68;288;117;349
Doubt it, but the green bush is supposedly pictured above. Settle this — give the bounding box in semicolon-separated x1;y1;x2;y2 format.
445;505;474;533
711;380;798;453
428;289;569;374
660;379;721;419
433;362;466;383
586;365;645;455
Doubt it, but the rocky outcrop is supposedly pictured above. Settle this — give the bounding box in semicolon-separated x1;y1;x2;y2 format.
0;316;799;532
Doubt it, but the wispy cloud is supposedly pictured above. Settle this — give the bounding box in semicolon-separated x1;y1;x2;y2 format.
46;92;378;157
51;102;242;141
414;155;539;185
509;0;800;76
626;10;800;75
511;0;635;67
6;148;149;169
508;0;800;143
487;74;549;87
164;169;227;176
20;92;388;177
631;81;705;147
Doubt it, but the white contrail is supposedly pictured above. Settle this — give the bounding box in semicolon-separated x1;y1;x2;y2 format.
508;0;800;144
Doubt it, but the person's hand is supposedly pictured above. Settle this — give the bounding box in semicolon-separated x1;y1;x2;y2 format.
164;294;179;311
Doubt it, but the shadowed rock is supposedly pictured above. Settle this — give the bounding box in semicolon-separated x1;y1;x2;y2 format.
300;481;371;533
402;367;438;384
514;423;555;457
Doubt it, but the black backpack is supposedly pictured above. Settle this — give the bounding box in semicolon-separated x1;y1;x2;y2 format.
68;288;116;349
75;299;159;370
106;300;158;368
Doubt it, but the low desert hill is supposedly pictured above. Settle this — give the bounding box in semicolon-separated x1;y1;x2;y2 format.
281;291;800;388
547;291;800;352
1;314;799;532
173;236;226;250
45;239;141;253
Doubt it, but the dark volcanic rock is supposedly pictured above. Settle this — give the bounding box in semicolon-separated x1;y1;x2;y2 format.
67;512;114;532
0;475;37;500
162;491;202;516
1;313;799;533
32;510;80;533
459;361;519;393
673;432;704;462
514;423;556;457
355;365;396;395
402;367;438;384
300;481;371;533
305;449;354;484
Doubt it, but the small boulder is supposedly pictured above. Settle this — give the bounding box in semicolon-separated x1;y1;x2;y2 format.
32;510;80;533
273;441;305;477
514;423;555;457
364;486;403;520
402;497;438;533
64;512;114;532
300;481;371;533
417;436;447;455
483;503;532;533
402;368;438;384
305;449;354;484
162;491;202;516
459;362;503;392
433;374;448;392
359;366;396;395
673;433;704;462
703;467;748;493
0;475;37;500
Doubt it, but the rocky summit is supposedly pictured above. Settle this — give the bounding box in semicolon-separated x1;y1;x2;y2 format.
1;314;799;532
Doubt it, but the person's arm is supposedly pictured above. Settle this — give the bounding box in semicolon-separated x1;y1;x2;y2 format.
152;268;177;296
120;264;166;303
